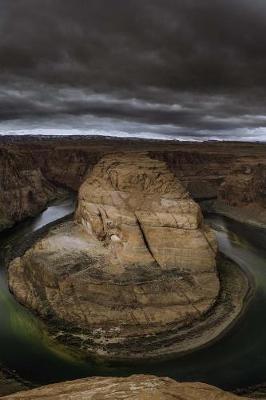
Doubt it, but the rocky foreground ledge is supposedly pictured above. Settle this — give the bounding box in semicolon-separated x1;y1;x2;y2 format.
0;375;250;400
8;153;250;360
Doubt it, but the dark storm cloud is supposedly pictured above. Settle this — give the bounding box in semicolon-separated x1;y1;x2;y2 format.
0;0;266;139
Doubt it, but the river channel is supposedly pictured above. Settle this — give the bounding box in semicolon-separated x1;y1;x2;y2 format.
0;198;265;391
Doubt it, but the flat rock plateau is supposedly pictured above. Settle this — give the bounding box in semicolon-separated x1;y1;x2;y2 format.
8;153;249;360
1;375;250;399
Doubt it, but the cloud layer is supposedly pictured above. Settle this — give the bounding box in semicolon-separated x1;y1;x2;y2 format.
1;0;266;140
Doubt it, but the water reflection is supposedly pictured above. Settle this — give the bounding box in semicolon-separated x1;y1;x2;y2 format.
31;198;76;231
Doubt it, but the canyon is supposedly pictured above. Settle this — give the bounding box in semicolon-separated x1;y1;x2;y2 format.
0;136;265;232
8;153;249;360
0;136;265;398
0;148;60;231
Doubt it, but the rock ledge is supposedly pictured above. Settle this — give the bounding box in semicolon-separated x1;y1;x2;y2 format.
1;375;249;400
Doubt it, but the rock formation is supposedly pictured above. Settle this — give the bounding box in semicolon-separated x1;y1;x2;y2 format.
218;164;266;207
8;153;250;360
0;137;265;230
0;149;60;231
206;163;266;227
1;375;249;399
38;149;101;191
8;153;225;359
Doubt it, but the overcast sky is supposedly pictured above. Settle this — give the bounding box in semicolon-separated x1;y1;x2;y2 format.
1;0;266;141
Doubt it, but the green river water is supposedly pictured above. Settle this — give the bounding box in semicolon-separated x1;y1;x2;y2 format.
0;198;265;391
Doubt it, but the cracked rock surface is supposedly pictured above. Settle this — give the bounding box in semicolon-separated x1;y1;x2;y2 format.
9;153;219;359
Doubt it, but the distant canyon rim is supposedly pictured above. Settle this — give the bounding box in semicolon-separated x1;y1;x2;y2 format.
0;136;265;232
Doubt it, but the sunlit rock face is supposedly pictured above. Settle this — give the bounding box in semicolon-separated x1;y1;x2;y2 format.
9;153;219;359
76;153;218;277
1;375;248;400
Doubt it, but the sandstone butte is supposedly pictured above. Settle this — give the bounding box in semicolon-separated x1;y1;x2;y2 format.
0;375;250;400
8;153;248;360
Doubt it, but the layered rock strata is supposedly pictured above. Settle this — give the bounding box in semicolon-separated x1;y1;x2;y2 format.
1;375;249;400
1;138;265;231
218;164;266;207
0;149;61;231
211;163;266;226
8;153;248;360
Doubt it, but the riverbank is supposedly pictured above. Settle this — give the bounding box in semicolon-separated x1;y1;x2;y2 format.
235;383;266;399
0;200;264;393
201;200;266;230
5;147;255;363
0;188;71;234
0;368;31;397
9;230;253;362
6;151;255;363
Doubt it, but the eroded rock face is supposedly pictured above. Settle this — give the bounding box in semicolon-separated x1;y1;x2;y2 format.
76;153;218;277
9;153;219;359
38;150;101;191
0;149;59;231
218;164;266;207
1;138;265;229
1;375;248;400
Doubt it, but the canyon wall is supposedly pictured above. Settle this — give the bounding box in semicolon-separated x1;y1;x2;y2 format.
0;137;265;231
218;163;266;207
0;149;61;231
